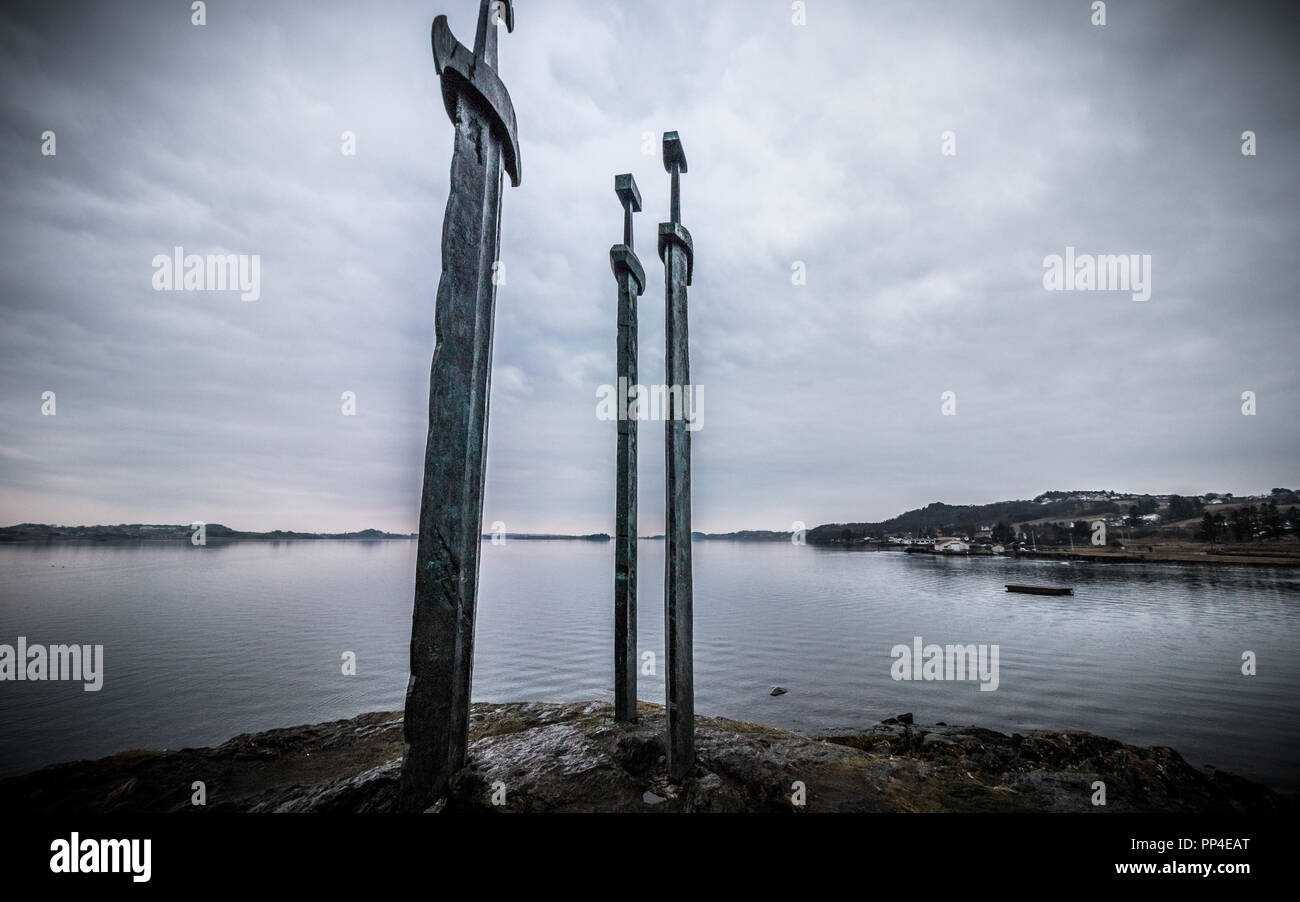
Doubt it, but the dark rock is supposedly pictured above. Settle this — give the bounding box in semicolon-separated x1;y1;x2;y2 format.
0;702;1290;814
769;687;788;696
104;777;137;805
253;760;401;813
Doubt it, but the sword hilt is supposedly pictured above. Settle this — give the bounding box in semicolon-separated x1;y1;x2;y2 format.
615;173;642;248
662;132;688;225
432;5;521;186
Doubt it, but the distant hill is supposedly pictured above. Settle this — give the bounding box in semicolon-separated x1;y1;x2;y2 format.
699;530;792;541
0;523;415;542
806;489;1299;545
480;533;610;541
808;498;1113;544
9;489;1295;548
0;524;778;544
638;530;794;541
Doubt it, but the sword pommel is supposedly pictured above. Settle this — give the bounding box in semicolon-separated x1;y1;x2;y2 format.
662;131;688;174
615;172;641;248
474;1;515;68
614;173;642;214
479;0;515;37
662;131;687;225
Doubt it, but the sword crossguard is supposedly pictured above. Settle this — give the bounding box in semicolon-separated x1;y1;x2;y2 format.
432;5;521;187
609;245;646;297
657;222;693;287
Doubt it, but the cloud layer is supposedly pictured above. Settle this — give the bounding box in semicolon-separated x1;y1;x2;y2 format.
1;0;1296;533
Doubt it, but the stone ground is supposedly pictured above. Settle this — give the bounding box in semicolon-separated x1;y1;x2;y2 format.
0;701;1289;813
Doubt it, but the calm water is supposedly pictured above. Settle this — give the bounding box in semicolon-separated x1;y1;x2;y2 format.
1;540;1297;793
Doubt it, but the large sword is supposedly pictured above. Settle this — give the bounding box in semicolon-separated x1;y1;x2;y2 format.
399;0;521;813
659;131;695;781
610;174;645;723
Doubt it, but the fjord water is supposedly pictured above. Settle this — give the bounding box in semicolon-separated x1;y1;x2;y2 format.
1;540;1297;793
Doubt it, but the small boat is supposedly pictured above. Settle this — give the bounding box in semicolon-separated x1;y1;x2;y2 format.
1006;584;1073;596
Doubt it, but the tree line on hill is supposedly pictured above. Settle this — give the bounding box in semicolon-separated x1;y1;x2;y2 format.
1197;500;1296;542
806;489;1298;547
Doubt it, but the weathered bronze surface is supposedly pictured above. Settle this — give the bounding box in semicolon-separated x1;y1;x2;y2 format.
610;173;644;723
658;131;695;780
400;0;520;813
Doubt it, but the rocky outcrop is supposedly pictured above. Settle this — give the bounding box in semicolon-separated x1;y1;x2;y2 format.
0;701;1288;813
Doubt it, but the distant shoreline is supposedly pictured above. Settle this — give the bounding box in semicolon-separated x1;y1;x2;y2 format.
7;521;1298;568
481;533;610;542
5;529;1298;567
0;526;621;544
0;524;415;543
0;524;795;544
0;535;416;543
829;544;1300;569
1009;547;1300;569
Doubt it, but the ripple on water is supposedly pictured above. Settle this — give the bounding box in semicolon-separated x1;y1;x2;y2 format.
0;542;1296;792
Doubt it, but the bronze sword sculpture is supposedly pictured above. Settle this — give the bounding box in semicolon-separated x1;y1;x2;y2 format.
610;174;645;723
400;0;521;813
658;132;695;780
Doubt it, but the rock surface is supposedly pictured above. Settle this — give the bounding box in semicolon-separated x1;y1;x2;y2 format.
0;701;1289;813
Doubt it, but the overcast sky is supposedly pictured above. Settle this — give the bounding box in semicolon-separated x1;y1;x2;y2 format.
1;0;1296;534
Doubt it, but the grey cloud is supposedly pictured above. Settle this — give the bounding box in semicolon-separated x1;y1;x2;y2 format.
1;0;1296;535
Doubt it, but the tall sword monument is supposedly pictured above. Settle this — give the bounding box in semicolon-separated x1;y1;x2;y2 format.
610;174;645;723
658;131;695;780
400;0;521;812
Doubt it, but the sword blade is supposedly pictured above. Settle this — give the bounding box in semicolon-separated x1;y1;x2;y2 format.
400;92;506;812
614;268;639;723
663;241;694;780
